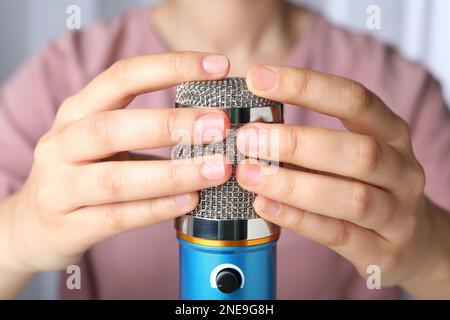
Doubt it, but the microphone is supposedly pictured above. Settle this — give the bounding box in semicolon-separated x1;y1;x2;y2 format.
174;78;284;300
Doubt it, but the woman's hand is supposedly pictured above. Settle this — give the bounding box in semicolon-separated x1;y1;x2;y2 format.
236;66;450;299
0;52;233;298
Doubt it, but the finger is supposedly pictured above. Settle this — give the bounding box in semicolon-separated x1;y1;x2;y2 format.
55;52;230;127
236;124;410;191
59;108;230;162
64;155;232;209
246;66;410;146
253;195;387;272
236;162;399;236
66;192;199;249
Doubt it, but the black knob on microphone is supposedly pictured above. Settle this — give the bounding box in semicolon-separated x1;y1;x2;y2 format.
216;268;243;294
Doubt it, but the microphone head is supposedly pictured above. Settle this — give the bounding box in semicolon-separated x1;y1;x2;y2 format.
174;78;283;241
176;77;282;109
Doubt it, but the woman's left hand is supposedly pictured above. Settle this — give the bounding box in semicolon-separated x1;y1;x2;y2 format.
236;65;450;299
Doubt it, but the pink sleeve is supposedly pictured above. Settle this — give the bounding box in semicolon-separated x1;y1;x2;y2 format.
0;11;153;200
0;36;83;199
409;73;450;210
0;59;52;198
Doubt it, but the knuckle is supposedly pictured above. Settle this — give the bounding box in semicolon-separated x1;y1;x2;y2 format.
167;165;187;191
103;205;127;235
143;199;166;224
87;113;117;148
97;167;127;196
171;53;190;79
56;94;85;124
347;82;372;117
61;95;76;108
348;183;372;221
294;70;312;96
290;209;307;234
33;133;55;164
162;110;181;139
57;95;78;115
282;173;300;200
401;160;426;199
283;127;301;159
109;58;133;84
155;112;172;139
398;119;411;139
56;96;74;116
143;199;156;216
354;136;380;175
325;220;351;247
409;162;426;195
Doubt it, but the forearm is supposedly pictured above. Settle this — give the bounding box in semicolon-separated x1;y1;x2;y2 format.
402;204;450;299
0;193;35;299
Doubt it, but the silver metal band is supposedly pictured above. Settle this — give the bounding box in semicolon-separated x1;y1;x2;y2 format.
175;103;283;124
175;216;280;241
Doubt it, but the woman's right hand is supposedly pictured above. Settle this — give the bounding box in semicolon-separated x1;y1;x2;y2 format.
0;52;232;296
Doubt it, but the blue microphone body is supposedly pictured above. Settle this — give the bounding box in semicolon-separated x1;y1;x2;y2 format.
179;240;276;300
174;78;283;300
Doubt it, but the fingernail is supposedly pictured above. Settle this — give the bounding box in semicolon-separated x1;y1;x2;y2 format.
249;67;277;91
239;164;262;185
174;193;192;207
196;114;225;141
260;198;281;215
203;55;229;75
201;160;226;180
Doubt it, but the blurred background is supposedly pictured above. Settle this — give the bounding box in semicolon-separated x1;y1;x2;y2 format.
0;0;449;299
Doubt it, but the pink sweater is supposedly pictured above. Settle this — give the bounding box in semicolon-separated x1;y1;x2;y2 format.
1;8;449;299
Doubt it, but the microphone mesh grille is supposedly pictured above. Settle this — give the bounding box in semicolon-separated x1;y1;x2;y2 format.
176;77;282;109
175;78;282;221
173;125;257;220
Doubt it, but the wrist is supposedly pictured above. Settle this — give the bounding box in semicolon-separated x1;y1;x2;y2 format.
401;203;450;299
0;260;36;299
0;193;36;299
